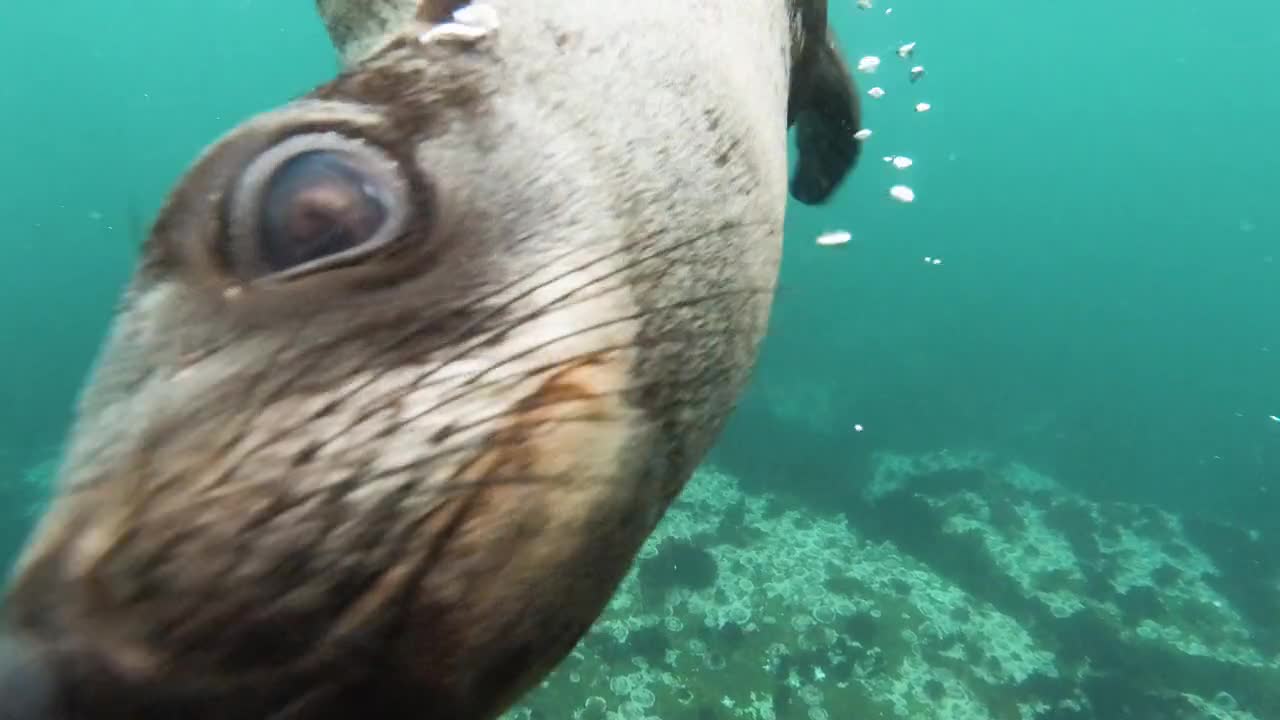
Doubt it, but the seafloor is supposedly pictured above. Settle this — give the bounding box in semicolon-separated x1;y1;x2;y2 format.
14;449;1278;719
501;452;1280;720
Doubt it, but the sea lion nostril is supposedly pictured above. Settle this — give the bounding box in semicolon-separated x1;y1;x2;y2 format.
259;150;390;272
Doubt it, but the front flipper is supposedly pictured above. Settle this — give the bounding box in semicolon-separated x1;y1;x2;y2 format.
788;29;862;205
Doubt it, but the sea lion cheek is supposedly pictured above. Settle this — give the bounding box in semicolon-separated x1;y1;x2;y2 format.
475;349;639;483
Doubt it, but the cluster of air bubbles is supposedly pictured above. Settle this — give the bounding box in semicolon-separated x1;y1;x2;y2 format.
855;0;895;14
819;6;944;266
889;185;915;203
816;230;852;247
852;36;930;205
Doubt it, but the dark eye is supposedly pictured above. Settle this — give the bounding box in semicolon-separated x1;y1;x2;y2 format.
259;151;388;272
226;133;410;281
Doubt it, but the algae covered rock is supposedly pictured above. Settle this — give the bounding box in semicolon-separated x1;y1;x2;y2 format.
502;454;1278;720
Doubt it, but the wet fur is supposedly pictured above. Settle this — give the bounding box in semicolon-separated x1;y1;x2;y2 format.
1;1;859;718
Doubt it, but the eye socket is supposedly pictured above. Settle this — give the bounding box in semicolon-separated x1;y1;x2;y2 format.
225;133;411;281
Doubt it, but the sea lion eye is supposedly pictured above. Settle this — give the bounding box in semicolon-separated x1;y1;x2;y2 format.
259;151;388;272
226;133;411;280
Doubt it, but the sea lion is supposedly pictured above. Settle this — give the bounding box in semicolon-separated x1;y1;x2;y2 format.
0;1;860;718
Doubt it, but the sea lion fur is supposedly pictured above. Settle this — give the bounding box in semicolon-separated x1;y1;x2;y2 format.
0;1;860;718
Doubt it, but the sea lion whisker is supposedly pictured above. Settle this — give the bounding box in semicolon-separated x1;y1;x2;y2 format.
193;249;612;473
406;219;776;381
186;406;636;521
114;316;326;501
211;318;326;447
213;225;773;475
333;218;774;404
294;289;770;450
130;484;470;689
251;232;586;412
247;228;616;423
302;482;484;697
299;218;776;424
171;385;686;527
463;287;774;387
158;467;503;674
385;320;759;428
386;387;666;455
356;389;713;490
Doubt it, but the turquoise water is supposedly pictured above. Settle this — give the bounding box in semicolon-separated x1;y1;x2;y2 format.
1;1;1276;718
746;0;1280;525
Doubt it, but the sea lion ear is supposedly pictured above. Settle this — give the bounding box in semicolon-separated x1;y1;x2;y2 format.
315;0;469;66
788;29;863;205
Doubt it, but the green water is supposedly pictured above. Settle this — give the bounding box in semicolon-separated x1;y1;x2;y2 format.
0;1;1276;717
0;2;334;556
727;0;1280;527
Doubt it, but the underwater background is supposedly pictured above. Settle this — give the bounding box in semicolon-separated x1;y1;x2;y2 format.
1;1;1276;718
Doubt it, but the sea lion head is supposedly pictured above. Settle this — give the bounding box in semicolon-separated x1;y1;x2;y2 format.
0;1;860;718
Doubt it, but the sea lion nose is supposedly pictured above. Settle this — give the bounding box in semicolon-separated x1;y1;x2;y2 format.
0;636;59;720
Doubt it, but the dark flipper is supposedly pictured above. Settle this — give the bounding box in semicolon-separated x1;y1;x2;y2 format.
788;29;863;205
